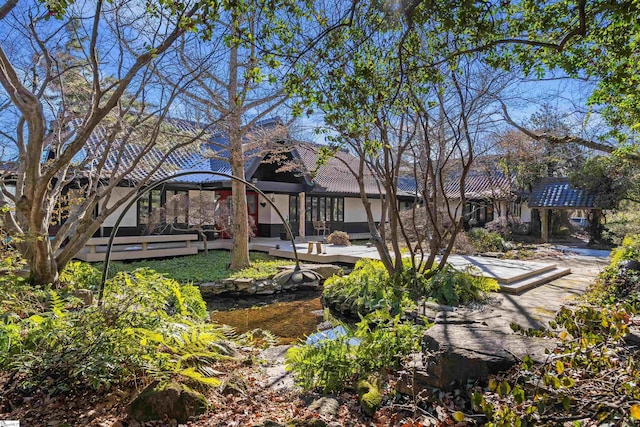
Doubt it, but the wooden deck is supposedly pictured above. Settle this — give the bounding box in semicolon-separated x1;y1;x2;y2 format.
75;234;198;262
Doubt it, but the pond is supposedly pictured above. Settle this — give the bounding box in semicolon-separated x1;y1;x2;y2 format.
208;291;324;345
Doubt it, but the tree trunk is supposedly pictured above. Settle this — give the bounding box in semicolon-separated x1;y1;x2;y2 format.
30;242;59;286
228;126;250;270
226;31;250;271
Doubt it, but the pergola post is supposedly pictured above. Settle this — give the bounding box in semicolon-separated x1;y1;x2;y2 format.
540;209;549;243
299;192;306;242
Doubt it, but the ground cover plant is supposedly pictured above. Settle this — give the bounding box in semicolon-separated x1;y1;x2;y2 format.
0;264;235;397
99;250;294;283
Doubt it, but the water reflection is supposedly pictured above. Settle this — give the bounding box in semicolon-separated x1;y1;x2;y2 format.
208;292;323;345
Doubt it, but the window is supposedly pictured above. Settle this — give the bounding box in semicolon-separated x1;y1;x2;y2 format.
464;200;494;224
52;189;84;226
165;190;188;224
289;195;299;222
305;196;343;222
188;191;216;226
138;189;188;226
486;204;494;223
138;189;162;225
247;193;257;216
510;200;522;218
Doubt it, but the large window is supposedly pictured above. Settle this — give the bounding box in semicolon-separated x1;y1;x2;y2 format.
138;189;188;226
289;195;299;222
463;200;494;225
138;189;162;225
165;190;188;224
510;200;522;218
305;196;344;222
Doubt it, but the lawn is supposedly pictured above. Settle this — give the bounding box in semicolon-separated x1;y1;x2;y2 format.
98;251;296;283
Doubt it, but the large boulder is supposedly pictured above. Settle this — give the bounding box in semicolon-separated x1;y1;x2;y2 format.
127;381;208;423
398;322;554;392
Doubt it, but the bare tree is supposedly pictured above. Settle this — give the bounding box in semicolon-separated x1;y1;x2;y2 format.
0;0;219;285
161;0;354;270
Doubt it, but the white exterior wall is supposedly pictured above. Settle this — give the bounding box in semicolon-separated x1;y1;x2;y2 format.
267;193;289;224
344;197;382;223
256;193;289;224
446;200;464;221
101;187;137;227
520;201;532;223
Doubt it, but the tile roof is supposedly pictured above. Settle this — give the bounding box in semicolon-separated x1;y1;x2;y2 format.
56;118;512;201
438;156;515;199
529;177;595;208
72;117;280;183
442;170;513;199
294;144;419;197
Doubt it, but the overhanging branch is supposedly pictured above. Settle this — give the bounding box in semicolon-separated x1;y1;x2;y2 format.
500;101;640;162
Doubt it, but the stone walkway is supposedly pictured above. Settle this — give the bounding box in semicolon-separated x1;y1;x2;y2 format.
433;254;610;330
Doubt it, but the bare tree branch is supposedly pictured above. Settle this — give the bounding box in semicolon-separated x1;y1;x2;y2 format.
499;101;640;161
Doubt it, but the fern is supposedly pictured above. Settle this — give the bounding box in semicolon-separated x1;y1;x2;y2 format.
49;290;66;318
1;267;236;392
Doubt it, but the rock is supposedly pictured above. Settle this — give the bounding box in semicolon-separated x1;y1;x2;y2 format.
199;283;225;296
317;321;333;331
625;324;640;347
127;381;208;423
258;345;296;390
302;264;343;280
421;302;455;312
258;345;291;362
397;324;554;392
483;252;505;258
220;374;248;396
74;289;94;306
308;396;340;418
234;278;255;292
253;421;284;427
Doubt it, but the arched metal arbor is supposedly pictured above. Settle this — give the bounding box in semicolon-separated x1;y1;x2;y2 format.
98;171;321;305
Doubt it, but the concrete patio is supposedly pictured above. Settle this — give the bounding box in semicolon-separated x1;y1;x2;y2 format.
206;237;595;294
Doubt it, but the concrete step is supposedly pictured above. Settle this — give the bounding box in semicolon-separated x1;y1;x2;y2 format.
501;263;558;284
447;255;559;285
498;267;572;294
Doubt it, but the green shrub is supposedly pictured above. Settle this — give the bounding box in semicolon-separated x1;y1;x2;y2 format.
59;261;101;291
323;258;499;316
0;269;230;393
106;268;207;320
322;259;414;317
424;265;499;306
467;227;506;253
285;310;424;392
610;234;640;266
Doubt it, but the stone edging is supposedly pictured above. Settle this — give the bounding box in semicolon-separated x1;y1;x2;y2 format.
198;277;321;297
